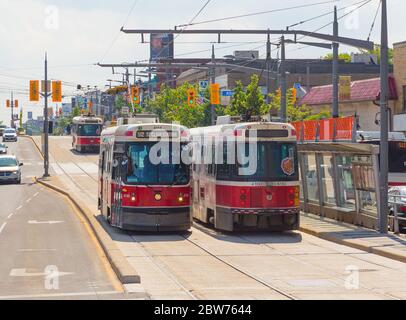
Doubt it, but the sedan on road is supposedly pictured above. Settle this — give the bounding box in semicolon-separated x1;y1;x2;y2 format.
3;128;17;142
0;143;7;154
0;155;23;184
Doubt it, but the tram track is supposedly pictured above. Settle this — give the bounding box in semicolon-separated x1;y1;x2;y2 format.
127;228;297;300
193;221;403;300
127;232;200;300
181;233;298;300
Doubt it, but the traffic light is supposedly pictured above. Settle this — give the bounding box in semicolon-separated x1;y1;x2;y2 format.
131;86;140;104
187;88;196;107
29;80;40;102
6;100;10;108
14;100;18;108
210;84;220;105
52;81;62;102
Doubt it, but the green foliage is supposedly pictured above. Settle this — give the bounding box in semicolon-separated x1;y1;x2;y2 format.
225;75;268;120
145;82;216;128
72;106;81;117
360;45;394;65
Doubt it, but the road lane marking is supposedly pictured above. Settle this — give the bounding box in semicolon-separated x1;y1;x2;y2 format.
9;268;74;277
16;205;23;211
7;213;14;220
33;192;39;198
28;220;64;225
26;198;32;203
0;222;7;235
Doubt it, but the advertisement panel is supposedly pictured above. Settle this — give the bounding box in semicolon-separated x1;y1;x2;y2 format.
150;33;174;62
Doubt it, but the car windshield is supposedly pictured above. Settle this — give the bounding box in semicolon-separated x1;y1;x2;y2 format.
0;157;17;167
5;129;15;134
0;144;6;148
125;142;189;185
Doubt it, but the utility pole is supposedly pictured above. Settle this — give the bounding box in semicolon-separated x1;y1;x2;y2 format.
266;32;271;106
10;92;14;129
306;62;311;93
280;36;287;122
43;52;50;177
332;6;339;118
379;0;389;234
211;45;216;125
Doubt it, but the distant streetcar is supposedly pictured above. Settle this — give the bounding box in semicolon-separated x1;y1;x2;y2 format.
71;115;103;153
98;118;192;231
189;116;300;232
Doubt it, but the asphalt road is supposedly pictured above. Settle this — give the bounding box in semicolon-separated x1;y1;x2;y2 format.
0;138;123;300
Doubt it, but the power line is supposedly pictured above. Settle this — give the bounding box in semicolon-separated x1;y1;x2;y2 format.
138;0;214;64
176;0;342;28
99;0;141;63
367;0;381;41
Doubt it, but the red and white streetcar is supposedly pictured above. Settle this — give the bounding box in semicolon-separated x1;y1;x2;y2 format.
98;116;192;231
189;116;300;232
71;114;103;153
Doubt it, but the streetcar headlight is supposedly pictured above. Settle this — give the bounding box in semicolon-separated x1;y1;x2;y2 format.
131;193;136;202
178;195;184;203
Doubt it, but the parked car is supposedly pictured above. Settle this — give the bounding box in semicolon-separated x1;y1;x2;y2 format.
0;143;8;154
388;186;406;231
0;155;23;184
0;125;7;137
3;128;17;142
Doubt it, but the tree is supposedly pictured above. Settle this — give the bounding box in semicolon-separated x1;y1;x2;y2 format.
268;88;331;122
360;45;394;65
145;82;210;128
225;75;268;120
114;95;130;117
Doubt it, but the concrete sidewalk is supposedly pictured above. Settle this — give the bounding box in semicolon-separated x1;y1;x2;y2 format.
300;213;406;263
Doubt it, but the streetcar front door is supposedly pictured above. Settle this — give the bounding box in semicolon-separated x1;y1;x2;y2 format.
111;154;127;227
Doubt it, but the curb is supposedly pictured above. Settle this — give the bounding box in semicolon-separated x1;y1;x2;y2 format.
300;225;406;264
35;177;141;284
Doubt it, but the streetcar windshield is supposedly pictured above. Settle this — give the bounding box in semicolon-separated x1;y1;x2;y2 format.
125;142;189;185
220;142;298;182
77;124;102;137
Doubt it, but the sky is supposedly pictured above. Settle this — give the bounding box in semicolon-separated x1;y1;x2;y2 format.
0;0;404;125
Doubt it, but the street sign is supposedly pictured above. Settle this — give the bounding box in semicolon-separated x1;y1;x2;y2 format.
339;76;352;100
199;80;209;91
221;90;234;97
210;83;220;105
41;80;51;93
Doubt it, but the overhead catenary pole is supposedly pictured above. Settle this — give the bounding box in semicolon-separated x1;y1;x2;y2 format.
10;92;14;129
44;52;50;177
332;6;339;118
379;0;389;234
280;36;287;122
211;44;216;125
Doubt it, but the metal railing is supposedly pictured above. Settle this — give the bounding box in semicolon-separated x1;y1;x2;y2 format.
388;194;406;234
